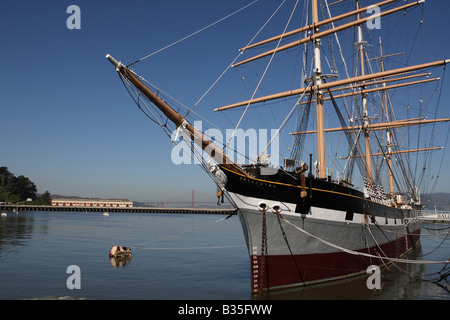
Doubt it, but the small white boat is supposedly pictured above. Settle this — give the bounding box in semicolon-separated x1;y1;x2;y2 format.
103;212;109;216
1;212;7;217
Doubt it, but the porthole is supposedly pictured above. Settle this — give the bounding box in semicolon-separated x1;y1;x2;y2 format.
271;204;281;212
258;202;267;211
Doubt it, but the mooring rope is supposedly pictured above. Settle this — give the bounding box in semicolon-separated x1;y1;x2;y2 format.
127;0;260;67
273;209;449;265
137;245;246;250
129;214;234;249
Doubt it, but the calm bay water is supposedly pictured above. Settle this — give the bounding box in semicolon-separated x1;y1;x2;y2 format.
0;211;448;300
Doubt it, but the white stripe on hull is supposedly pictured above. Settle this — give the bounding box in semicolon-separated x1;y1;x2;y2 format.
227;192;418;257
228;191;405;225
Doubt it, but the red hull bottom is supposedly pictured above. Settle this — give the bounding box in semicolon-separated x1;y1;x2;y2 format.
251;230;420;292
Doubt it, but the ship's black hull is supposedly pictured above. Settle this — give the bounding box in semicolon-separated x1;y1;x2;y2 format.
218;165;421;292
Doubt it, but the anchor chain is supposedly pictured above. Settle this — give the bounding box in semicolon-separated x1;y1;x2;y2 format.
258;205;267;297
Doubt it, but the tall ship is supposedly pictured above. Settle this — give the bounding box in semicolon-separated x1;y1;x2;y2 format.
106;0;449;293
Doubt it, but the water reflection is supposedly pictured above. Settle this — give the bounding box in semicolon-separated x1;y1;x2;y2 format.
109;255;132;267
419;224;450;296
0;212;447;299
109;245;132;267
0;212;40;258
255;246;426;300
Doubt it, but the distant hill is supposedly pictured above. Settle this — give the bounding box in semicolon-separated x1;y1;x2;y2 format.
422;193;450;210
51;193;450;211
132;200;235;209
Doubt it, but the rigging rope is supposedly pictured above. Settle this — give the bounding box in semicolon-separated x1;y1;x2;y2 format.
273;209;449;265
130;213;234;249
261;84;312;156
289;93;312;162
226;0;292;147
184;0;284;119
124;68;238;142
127;0;260;67
137;245;246;251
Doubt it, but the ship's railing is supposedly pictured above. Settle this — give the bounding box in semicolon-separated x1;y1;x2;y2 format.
417;210;450;222
417;210;450;217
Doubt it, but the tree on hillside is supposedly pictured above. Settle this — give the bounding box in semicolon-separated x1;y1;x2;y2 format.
9;175;37;200
0;167;17;203
30;191;52;205
0;166;38;203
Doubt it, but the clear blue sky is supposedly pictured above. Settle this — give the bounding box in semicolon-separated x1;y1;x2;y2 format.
1;0;449;202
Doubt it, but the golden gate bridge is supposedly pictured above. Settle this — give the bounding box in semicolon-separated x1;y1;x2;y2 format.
144;189;233;209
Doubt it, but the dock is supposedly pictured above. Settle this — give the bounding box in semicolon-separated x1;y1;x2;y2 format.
0;204;237;215
418;210;450;223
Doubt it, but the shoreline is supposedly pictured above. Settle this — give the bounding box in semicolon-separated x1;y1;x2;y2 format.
0;204;237;215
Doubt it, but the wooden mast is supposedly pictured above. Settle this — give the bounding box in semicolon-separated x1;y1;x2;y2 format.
312;0;326;179
216;59;449;111
379;37;395;198
106;0;447;189
340;147;445;159
291;117;450;135
240;0;399;52
297;76;439;106
105;54;247;176
356;0;373;182
233;1;424;68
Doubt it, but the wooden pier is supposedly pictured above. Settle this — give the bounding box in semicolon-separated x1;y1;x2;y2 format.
0;204;237;215
418;210;450;223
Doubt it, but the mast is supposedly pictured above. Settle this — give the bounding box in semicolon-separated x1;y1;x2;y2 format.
312;0;326;179
292;117;450;135
296;75;439;106
216;59;449;111
379;37;395;198
233;1;424;68
239;0;398;52
356;0;373;182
